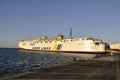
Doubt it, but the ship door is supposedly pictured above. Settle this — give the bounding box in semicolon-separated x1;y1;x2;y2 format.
58;44;62;50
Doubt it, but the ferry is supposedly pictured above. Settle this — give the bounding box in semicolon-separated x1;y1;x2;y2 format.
18;30;109;54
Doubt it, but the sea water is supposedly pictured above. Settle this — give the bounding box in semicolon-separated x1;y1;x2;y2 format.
0;48;96;78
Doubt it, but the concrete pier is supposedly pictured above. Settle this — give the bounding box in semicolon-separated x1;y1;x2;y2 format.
11;53;120;80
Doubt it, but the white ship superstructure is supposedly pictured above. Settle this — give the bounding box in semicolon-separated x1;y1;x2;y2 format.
19;34;109;54
110;44;120;50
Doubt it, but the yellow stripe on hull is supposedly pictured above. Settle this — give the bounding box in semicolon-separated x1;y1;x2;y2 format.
52;44;58;50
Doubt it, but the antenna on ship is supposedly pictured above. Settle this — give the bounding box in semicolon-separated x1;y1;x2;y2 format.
69;28;73;39
29;35;32;40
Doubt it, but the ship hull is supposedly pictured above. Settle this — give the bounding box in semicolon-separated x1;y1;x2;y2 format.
19;47;107;54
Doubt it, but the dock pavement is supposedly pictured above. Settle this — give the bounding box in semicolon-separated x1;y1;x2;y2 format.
7;53;120;80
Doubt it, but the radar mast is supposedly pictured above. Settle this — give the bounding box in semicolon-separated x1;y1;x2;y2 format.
69;28;73;39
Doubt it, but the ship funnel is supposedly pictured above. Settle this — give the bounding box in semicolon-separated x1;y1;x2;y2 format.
57;34;63;40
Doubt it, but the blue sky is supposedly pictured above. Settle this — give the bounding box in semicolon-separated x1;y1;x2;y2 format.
0;0;120;48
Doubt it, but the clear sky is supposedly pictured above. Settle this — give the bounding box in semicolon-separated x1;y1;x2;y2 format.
0;0;120;48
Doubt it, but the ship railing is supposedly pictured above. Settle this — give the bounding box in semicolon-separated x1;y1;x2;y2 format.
93;41;102;43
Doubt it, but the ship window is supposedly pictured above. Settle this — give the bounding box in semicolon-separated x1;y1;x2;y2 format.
30;43;34;46
22;43;26;45
95;43;99;45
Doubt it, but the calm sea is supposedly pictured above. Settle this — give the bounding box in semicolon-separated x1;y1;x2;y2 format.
0;48;90;78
